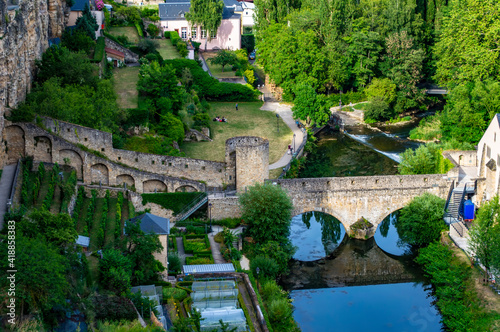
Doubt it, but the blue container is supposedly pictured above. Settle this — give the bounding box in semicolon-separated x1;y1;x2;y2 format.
463;200;475;220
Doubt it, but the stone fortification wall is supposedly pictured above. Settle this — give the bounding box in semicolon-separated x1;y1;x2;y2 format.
41;117;229;188
208;196;241;220
226;136;269;192
444;150;477;167
4;121;207;193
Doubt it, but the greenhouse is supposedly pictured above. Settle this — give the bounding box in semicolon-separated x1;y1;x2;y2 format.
199;308;248;332
191;280;248;331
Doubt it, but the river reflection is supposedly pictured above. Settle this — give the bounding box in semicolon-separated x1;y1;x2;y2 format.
374;212;412;256
291;283;443;332
289;212;346;261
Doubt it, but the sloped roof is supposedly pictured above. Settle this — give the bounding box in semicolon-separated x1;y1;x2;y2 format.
128;213;170;235
105;47;125;59
183;263;235;274
76;235;90;247
496;114;500;127
159;2;191;20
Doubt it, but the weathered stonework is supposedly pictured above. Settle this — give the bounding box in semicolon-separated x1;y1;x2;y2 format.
104;37;139;63
269;174;451;237
208;196;241;220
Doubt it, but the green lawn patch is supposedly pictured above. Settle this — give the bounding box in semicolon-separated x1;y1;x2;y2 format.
35;172;50;209
105;198;117;247
113;66;140;109
180;102;292;163
158;40;181;60
77;199;90;234
141;192;203;214
108;26;140;44
204;51;239;78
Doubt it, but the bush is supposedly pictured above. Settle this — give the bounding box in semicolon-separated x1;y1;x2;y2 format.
93;37;106;63
147;23;160;38
170;31;181;46
137;38;159;54
250;255;279;280
241;34;255;54
93;294;136;321
364;96;393;122
168;252;182;273
186;256;214;265
165;59;259;101
164;31;171;39
163;287;188;302
176;40;188;58
268;298;293;325
135;22;143;37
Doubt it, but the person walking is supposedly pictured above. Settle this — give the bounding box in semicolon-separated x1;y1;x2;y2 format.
235;103;238;111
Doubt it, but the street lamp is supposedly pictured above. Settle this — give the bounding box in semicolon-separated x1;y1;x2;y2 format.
208;202;212;233
293;134;296;154
276;114;280;133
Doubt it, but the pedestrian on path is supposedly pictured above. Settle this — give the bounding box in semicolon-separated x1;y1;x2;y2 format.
235;103;238;111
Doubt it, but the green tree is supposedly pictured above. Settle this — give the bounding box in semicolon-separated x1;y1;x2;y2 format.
124;222;164;285
186;0;224;50
364;96;392;122
35;46;97;87
61;29;95;55
398;142;458;175
137;39;160;54
364;77;397;104
99;249;133;294
0;235;68;316
469;196;500;278
156;113;185;143
75;3;98;40
147;24;160;38
292;83;329;126
208;50;238;72
116;6;142;24
19;209;78;247
434;0;500;85
394;193;446;247
239;182;293;244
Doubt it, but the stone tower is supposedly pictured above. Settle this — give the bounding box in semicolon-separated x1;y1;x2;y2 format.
225;136;269;192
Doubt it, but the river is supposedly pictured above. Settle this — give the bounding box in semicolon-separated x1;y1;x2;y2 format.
286;122;443;331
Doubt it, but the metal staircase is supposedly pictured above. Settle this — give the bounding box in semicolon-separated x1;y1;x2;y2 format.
175;192;208;222
444;182;475;225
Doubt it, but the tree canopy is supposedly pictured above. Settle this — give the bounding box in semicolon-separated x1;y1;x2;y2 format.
186;0;224;49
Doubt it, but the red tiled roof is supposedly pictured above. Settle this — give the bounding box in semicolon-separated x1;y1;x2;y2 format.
105;47;125;58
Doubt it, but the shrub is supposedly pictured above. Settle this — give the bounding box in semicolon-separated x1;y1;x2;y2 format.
176;40;188;58
268;298;293;325
364;96;393;122
93;294;136;321
241;34;255;54
186;256;214;265
135;22;143;37
147;23;160;38
164;31;171;39
168;252;182;273
93;37;106;63
170;30;181;46
163;287;188;302
250;255;279;280
137;38;159;54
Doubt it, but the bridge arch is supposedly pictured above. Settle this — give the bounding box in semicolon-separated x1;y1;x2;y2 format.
4;125;25;163
143;179;167;193
59;149;84;179
175;185;198;192
293;207;350;237
33;136;52;163
117;174;135;189
91;163;109;185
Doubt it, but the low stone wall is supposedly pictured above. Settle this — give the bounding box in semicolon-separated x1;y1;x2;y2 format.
208;196;241;220
445;150;477;167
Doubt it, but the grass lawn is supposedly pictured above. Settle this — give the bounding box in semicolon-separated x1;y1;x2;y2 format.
89;198;104;252
203;52;239;78
158;40;181;60
105;198;117;247
108;26;140;44
180;102;293;163
113;66;139;109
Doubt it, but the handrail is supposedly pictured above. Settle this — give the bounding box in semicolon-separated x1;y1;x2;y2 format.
444;180;455;214
458;183;468;219
279;129;308;179
7;159;22;213
175;192;207;218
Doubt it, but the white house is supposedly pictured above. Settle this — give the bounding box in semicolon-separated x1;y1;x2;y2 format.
238;1;255;34
477;114;500;201
159;0;241;50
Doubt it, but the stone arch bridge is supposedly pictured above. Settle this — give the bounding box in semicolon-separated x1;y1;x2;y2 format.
3;122;205;193
269;174;451;237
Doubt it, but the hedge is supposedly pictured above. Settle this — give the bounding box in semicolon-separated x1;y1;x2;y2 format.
164;31;170;39
141;192;202;214
185;255;214;265
182;234;210;254
135;22;144;37
165;59;259;101
170;30;181;46
238;292;256;332
92;37;106;63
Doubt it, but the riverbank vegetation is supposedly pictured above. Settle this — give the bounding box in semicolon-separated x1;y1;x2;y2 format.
394;193;500;331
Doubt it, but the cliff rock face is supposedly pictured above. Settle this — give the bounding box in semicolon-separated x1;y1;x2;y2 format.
0;0;68;167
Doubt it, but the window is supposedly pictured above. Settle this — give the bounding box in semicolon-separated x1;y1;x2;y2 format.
487;145;491;159
191;27;197;39
495;132;497;142
181;27;187;39
210;30;217;39
497;154;500;166
201;28;207;39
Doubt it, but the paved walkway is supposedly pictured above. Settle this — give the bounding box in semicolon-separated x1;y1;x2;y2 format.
0;164;17;230
260;102;305;170
208;233;225;264
175;237;192;265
